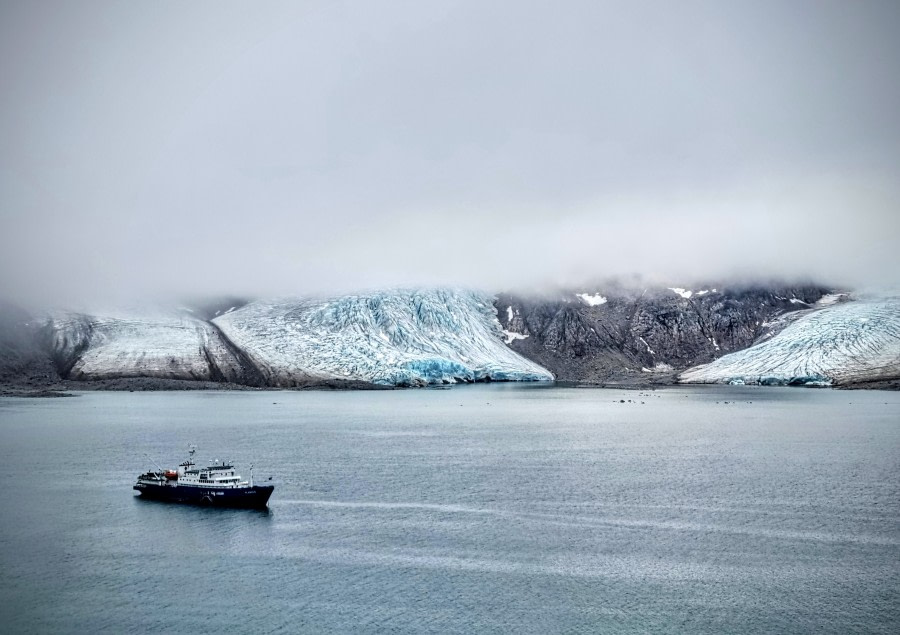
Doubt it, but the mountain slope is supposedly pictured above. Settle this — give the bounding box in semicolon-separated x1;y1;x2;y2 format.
679;297;900;386
213;289;553;386
0;300;61;390
12;284;897;391
496;284;832;383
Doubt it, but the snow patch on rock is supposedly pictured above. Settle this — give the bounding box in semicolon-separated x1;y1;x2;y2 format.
642;363;673;373
576;293;608;306
502;329;529;345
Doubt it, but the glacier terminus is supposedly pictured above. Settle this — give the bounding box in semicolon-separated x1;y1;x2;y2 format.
213;289;553;386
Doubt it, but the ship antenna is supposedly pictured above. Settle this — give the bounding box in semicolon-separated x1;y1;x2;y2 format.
188;444;197;462
144;453;165;474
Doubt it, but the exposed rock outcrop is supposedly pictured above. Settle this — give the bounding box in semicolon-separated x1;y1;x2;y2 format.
494;284;834;383
0;300;62;392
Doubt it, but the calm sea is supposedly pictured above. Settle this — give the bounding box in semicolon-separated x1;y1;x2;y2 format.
0;385;898;633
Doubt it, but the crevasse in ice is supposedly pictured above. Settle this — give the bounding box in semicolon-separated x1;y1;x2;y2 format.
679;297;900;386
213;288;553;386
44;309;245;381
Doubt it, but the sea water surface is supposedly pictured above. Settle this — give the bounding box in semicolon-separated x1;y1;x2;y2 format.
0;385;898;633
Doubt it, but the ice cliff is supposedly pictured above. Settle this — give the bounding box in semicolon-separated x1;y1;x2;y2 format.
213;289;553;386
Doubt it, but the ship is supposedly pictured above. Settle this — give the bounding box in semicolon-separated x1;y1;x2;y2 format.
133;445;274;508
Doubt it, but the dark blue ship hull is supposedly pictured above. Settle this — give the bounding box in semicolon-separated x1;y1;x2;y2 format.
133;482;274;508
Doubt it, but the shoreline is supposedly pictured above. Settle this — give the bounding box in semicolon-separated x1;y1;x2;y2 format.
2;375;897;398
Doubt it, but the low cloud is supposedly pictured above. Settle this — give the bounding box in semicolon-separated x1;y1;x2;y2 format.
2;1;898;309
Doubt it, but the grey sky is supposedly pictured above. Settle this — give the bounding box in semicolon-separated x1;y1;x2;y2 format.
2;0;899;307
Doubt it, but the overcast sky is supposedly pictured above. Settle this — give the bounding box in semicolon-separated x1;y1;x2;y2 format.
1;0;898;307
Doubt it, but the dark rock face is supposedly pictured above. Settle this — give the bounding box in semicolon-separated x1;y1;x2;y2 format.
0;300;63;392
495;284;833;383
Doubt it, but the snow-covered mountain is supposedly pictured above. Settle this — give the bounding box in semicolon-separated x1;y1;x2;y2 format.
213;289;553;386
679;296;900;386
8;285;898;390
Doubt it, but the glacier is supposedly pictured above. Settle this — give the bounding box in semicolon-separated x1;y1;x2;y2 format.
213;289;554;386
43;309;255;383
679;297;900;386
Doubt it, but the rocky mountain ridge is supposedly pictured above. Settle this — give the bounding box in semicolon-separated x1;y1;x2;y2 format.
496;284;839;383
